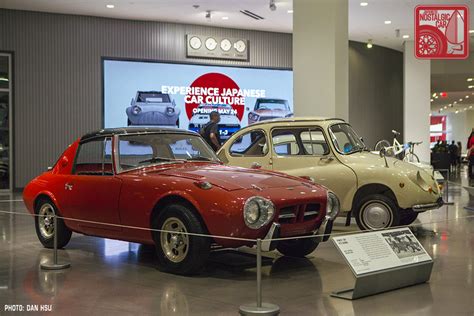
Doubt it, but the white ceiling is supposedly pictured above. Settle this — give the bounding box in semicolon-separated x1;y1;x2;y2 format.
1;0;474;113
1;0;473;51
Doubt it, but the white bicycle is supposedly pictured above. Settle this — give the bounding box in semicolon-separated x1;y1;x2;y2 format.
374;130;421;163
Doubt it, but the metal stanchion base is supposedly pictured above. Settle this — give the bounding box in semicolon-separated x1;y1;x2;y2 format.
444;202;455;205
239;303;280;316
40;262;71;270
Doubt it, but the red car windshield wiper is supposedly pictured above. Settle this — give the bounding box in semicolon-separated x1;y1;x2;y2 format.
138;156;186;165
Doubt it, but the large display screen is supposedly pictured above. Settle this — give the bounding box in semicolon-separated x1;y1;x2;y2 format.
103;59;293;141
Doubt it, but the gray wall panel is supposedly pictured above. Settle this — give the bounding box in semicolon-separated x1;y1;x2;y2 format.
0;9;292;188
348;41;403;149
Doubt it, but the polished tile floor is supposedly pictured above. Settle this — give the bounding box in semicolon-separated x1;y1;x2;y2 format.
1;168;474;315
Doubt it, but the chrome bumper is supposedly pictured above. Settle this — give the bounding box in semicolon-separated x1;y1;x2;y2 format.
412;197;444;212
314;218;334;243
260;218;334;252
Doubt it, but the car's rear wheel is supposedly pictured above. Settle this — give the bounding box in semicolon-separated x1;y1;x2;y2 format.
400;211;418;226
35;198;72;249
152;203;210;275
276;237;319;257
354;194;400;230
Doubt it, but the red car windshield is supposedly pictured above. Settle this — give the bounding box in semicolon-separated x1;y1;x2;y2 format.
117;133;219;172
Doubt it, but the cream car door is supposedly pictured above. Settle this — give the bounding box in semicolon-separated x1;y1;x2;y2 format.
270;127;357;212
224;129;273;170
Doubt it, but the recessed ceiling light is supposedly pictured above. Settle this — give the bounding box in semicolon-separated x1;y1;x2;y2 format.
106;4;115;8
435;95;439;99
467;78;473;82
454;101;457;104
449;104;453;107
470;106;473;109
469;85;474;89
430;99;434;102
360;2;368;7
432;93;437;97
402;35;410;39
459;98;463;101
444;106;448;109
222;16;229;20
367;39;373;48
466;95;470;98
470;30;474;34
455;110;459;114
384;20;392;25
287;10;293;13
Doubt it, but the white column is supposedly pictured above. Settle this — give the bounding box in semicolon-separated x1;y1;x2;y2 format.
403;41;431;163
293;0;348;120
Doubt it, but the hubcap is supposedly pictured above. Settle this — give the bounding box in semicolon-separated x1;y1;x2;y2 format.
362;201;392;230
160;217;189;263
39;203;55;239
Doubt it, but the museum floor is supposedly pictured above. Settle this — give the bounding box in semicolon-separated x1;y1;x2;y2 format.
1;168;473;316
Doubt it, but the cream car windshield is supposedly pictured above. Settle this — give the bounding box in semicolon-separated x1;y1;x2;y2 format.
117;133;219;171
329;123;367;155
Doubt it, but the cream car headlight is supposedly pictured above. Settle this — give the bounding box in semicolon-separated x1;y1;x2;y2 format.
243;196;275;229
326;191;340;220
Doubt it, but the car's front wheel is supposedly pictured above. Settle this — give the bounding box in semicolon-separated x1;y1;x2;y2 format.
354;194;400;230
276;237;319;257
152;204;210;275
400;211;418;226
34;198;72;248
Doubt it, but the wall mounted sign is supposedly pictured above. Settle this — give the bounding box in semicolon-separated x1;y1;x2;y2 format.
415;5;469;59
186;34;249;61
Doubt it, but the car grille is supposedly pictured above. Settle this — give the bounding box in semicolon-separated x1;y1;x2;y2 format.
277;204;321;224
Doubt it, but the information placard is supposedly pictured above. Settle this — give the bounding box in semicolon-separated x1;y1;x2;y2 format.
332;228;432;276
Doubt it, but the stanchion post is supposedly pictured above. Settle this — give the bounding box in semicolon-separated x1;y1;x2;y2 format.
40;214;71;270
239;238;280;316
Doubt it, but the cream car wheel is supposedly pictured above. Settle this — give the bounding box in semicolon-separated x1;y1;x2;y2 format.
361;201;393;230
160;217;189;263
355;194;400;231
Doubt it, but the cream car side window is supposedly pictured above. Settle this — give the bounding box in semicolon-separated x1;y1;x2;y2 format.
272;128;329;156
300;130;329;155
229;129;268;157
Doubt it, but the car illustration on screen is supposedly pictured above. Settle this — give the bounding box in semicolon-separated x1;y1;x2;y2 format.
126;91;180;127
247;98;293;125
188;104;241;141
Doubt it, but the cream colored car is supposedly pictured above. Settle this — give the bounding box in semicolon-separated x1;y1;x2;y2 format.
217;117;443;230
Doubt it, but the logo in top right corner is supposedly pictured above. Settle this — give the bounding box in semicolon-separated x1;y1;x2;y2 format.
415;5;469;59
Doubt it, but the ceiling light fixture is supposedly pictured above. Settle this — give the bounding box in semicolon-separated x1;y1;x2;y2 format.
287;10;293;14
455;110;459;114
402;35;410;39
432;93;437;97
467;78;473;82
469;85;474;89
444;106;448;109
360;2;369;7
470;30;474;34
269;0;276;11
459;98;463;101
449;104;453;107
106;4;115;8
367;39;373;48
430;99;434;102
384;20;392;24
466;95;470;98
429;113;432;117
222;16;229;20
470;106;473;109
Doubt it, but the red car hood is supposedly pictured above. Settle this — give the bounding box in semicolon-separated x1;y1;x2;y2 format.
141;164;307;191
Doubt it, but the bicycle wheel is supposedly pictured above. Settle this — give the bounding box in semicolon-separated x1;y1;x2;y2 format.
403;153;420;163
374;140;390;152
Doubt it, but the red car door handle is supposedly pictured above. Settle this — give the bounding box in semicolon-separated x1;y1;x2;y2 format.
65;183;73;191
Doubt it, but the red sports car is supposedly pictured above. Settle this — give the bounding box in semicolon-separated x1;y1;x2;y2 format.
23;128;339;274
